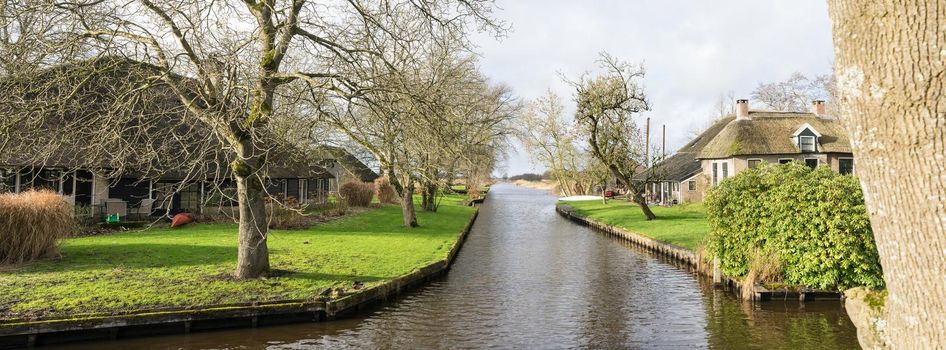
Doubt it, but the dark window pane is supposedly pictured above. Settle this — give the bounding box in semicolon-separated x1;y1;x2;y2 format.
0;169;15;192
805;158;818;169
839;158;854;175
712;163;718;185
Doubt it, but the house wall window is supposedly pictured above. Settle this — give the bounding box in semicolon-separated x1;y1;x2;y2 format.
722;162;729;179
805;158;819;169
778;158;793;164
839;158;855;175
799;135;816;152
712;163;718;185
747;159;762;169
0;168;16;193
687;180;696;191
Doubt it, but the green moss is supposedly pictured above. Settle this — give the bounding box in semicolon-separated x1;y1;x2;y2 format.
864;289;888;311
0;194;474;320
230;159;252;177
260;50;277;70
562;200;709;250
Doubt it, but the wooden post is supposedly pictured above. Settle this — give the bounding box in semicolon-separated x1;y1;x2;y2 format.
713;257;722;284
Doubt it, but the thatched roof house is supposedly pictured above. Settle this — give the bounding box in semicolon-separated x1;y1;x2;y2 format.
634;116;734;183
698;112;852;159
1;57;374;216
640;99;855;206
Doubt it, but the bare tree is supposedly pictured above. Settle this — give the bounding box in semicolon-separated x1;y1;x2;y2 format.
5;0;501;278
518;90;591;196
750;72;833;112
566;52;656;219
828;2;946;349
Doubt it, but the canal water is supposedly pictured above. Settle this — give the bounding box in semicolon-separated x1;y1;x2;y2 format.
52;184;859;349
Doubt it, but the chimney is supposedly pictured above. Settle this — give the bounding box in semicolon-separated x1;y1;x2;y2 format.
812;100;827;117
735;99;750;120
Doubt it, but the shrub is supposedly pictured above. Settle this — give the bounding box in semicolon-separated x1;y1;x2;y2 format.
339;181;374;207
374;176;398;204
704;162;884;290
267;197;311;230
0;190;75;265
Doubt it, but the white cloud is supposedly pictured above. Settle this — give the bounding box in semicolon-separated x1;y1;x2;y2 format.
476;0;835;175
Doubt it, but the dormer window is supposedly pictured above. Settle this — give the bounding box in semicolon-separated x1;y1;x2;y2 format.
793;123;822;153
799;135;816;152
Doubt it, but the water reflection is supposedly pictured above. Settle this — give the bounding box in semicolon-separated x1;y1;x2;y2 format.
49;184;858;349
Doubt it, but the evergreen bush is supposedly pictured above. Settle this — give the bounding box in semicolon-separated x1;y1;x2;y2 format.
704;162;884;290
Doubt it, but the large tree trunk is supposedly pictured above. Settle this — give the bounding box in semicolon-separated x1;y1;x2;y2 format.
401;180;419;227
382;162;419;227
828;2;946;348
232;156;270;279
421;181;437;212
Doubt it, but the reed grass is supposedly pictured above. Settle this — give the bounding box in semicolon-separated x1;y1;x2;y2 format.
0;190;75;265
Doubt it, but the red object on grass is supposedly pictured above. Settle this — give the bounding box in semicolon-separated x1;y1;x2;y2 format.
170;213;194;228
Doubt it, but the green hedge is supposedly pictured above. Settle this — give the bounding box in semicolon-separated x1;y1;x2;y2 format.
704;163;884;290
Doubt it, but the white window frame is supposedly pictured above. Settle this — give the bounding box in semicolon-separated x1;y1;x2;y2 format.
838;157;855;175
799;135;816;152
804;157;819;169
712;162;719;185
687;180;696;191
722;162;729;179
747;158;763;169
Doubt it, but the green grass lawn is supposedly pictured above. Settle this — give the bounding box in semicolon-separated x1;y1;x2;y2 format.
0;194;475;321
561;200;709;250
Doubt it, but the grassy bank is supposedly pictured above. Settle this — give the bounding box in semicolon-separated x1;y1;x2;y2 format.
0;194;475;321
560;200;709;250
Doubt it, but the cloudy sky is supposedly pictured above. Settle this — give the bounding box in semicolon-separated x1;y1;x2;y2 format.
473;1;836;176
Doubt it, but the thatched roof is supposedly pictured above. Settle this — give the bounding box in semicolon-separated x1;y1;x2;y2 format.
0;57;331;180
634;116;733;182
697;111;852;159
313;146;378;182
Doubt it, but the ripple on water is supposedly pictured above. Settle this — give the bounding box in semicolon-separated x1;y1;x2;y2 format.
47;184;859;350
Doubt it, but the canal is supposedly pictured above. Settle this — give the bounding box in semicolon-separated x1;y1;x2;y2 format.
52;184;859;349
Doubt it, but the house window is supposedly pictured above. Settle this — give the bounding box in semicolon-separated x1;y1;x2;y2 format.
799;135;816;152
778;158;793;164
687;180;696;191
712;163;718;185
0;169;15;193
839;158;855;175
722;162;729;179
747;159;763;169
805;158;819;169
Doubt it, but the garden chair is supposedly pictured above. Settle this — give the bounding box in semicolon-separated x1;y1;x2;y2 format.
104;199;128;218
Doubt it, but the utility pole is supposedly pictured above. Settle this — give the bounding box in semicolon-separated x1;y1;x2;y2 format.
662;124;666;160
645;117;651;167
